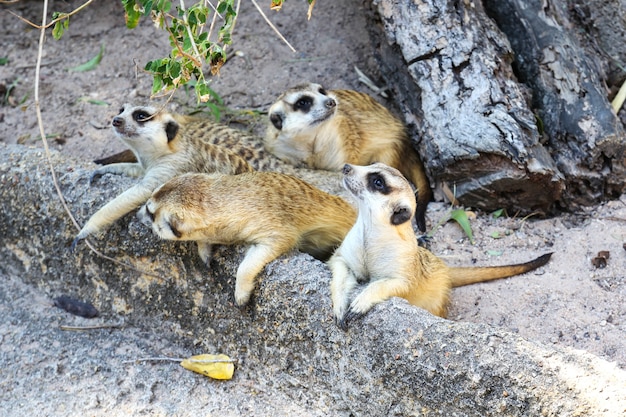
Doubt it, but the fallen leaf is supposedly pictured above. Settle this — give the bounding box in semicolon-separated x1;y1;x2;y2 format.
180;354;235;380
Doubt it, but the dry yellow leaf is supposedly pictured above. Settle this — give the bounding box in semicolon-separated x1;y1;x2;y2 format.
180;354;235;380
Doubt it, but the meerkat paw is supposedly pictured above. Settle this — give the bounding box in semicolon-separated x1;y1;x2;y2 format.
197;242;214;265
347;295;376;319
71;227;92;251
234;286;253;307
333;300;354;330
343;309;365;326
89;169;107;185
416;233;432;248
234;277;256;306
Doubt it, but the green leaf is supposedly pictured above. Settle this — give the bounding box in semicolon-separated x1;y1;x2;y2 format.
78;97;109;106
151;76;164;94
122;0;142;29
51;13;69;40
487;250;503;257
69;44;104;72
0;57;8;65
491;208;505;219
449;208;474;244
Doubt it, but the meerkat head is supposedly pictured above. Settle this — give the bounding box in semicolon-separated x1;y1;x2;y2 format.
112;103;180;156
266;83;337;135
342;163;415;227
137;174;209;241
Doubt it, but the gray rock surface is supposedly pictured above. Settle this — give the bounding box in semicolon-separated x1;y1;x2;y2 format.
1;143;625;416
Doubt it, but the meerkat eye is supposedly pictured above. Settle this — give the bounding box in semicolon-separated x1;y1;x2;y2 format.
144;206;155;222
293;96;313;112
367;173;390;194
318;87;327;95
133;110;152;123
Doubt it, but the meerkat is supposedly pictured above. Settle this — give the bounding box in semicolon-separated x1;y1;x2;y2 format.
72;103;283;248
137;171;357;306
328;162;552;328
264;82;432;232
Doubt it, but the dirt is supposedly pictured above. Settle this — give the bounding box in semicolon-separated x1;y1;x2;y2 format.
1;0;625;414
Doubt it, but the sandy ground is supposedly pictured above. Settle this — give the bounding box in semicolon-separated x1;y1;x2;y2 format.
1;0;625;412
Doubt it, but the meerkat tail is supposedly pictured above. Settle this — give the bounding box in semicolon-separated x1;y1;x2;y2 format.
397;146;431;233
94;149;137;165
447;252;553;287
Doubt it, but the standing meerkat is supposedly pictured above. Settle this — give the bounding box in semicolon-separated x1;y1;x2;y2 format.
137;171;357;306
264;82;432;232
73;103;289;248
328;162;552;328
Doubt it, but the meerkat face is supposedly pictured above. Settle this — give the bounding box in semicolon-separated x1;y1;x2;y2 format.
342;163;415;226
267;83;337;134
137;196;185;241
137;174;213;241
112;103;180;153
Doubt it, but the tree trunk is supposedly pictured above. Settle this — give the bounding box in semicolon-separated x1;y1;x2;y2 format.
483;0;626;208
368;0;626;213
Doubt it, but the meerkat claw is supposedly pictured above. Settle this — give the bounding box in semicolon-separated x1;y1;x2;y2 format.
70;236;82;252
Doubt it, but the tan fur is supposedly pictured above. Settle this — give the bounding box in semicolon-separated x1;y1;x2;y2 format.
265;83;432;232
328;163;552;328
137;171;357;305
73;103;284;247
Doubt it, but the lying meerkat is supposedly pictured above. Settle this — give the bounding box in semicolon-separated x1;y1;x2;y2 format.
137;171;357;306
72;103;282;248
328;162;552;328
264;82;432;232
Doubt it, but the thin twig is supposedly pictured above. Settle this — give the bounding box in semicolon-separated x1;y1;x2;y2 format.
611;78;626;113
60;323;125;331
250;0;296;53
123;356;236;364
123;357;184;364
206;0;220;44
205;0;224;20
180;0;203;61
231;0;242;37
8;0;94;30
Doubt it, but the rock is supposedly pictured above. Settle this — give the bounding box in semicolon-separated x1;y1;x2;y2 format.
1;143;625;415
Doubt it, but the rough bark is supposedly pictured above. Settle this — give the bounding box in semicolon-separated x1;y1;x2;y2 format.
2;143;626;416
483;0;626;209
368;0;626;213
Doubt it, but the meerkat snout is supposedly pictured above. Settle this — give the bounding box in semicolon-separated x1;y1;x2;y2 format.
112;116;124;129
324;97;336;109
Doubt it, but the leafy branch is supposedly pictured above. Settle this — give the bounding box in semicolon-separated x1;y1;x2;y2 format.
122;0;238;103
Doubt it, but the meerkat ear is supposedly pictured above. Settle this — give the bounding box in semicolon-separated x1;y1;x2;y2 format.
270;112;283;130
165;120;179;142
390;205;412;225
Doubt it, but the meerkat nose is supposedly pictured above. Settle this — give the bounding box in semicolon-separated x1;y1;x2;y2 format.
325;98;336;109
342;164;353;175
112;117;124;128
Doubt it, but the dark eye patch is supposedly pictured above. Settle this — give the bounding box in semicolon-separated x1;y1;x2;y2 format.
168;220;182;238
145;206;155;222
367;172;390;195
293;96;314;112
132;110;152;123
